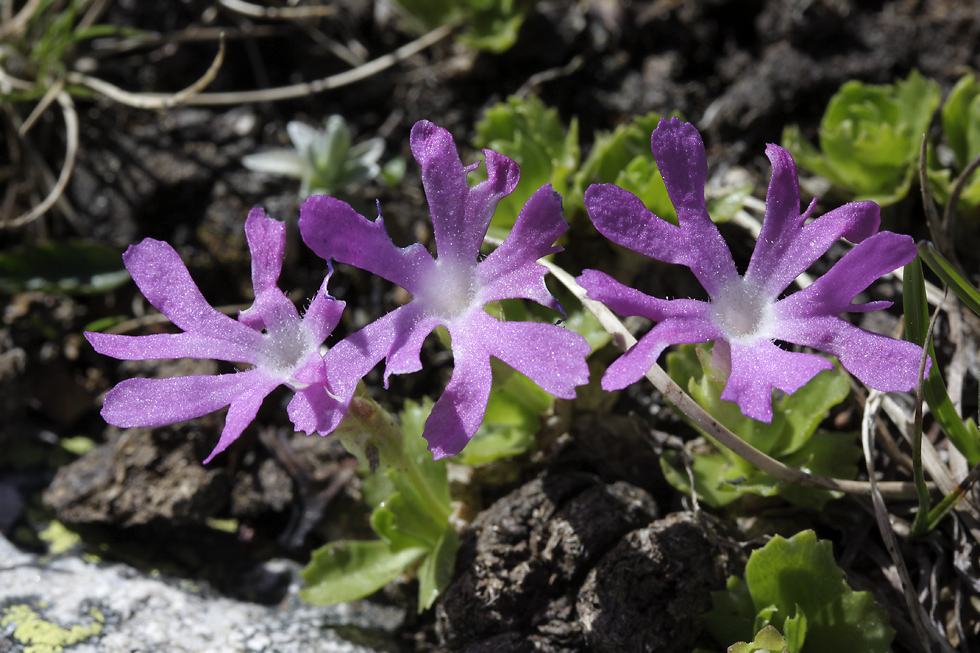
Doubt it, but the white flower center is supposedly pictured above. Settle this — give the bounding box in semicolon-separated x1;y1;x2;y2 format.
261;322;313;384
710;277;775;344
418;261;479;321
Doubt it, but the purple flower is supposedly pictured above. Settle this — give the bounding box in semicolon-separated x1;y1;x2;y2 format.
86;208;353;463
580;117;926;422
300;120;591;458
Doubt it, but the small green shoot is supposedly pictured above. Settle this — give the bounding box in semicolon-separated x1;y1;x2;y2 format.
927;73;980;219
570;112;678;223
903;256;980;466
661;343;857;509
703;530;894;653
472;95;580;239
301;397;458;611
782;70;940;205
390;0;534;53
242;116;385;198
0;241;130;295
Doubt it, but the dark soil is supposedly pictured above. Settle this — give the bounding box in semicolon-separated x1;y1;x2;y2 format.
3;0;980;651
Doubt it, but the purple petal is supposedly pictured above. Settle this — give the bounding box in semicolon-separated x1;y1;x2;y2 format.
239;208;303;332
650;118;737;295
85;331;259;365
578;269;708;322
743;144;809;294
422;333;493;460
477;184;566;309
583;184;687;265
773;315;927;392
203;372;282;463
288;383;349;435
245;207;286;295
410;120;519;264
300;195;433;291
603;316;723;391
776;232;917;318
327;304;440;390
302;271;345;344
124;239;262;349
101;370;267;428
457;311;590;399
721;340;833;423
745;146;882;295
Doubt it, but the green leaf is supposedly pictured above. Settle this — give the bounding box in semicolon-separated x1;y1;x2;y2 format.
0;242;130;295
783;71;940;205
917;241;980;316
397;398;452;510
942;73;980;170
903;257;980;464
572;112;678;224
727;624;791;653
705;575;756;646
662;343;855;508
743;531;894;653
300;540;427;605
473;95;580;239
416;527;460;611
783;607;807;653
370;492;442;551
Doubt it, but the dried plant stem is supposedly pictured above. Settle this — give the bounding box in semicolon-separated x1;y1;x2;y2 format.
943;149;980;250
910;297;944;536
538;254;925;500
217;0;336;20
862;390;956;653
66;33;227;109
1;90;78;229
0;0;43;39
108;23;456;106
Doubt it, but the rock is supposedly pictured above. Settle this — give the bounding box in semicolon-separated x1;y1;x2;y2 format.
436;473;663;650
577;512;733;653
435;473;738;651
0;532;402;653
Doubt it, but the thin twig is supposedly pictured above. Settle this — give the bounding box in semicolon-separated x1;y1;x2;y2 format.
862;390;955;653
76;23;456;106
0;0;43;39
217;0;336;20
920;134;950;258
911;292;946;536
533;250;927;499
1;90;78;229
18;79;64;136
943;149;980;256
66;33;226;108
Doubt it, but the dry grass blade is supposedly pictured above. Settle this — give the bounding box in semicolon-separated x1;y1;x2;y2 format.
0;0;43;39
862;390;957;653
152;23;455;105
1;90;78;229
66;33;226;108
920;134;950;258
18;79;64;136
943;149;980;254
534;251;928;499
217;0;336;20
